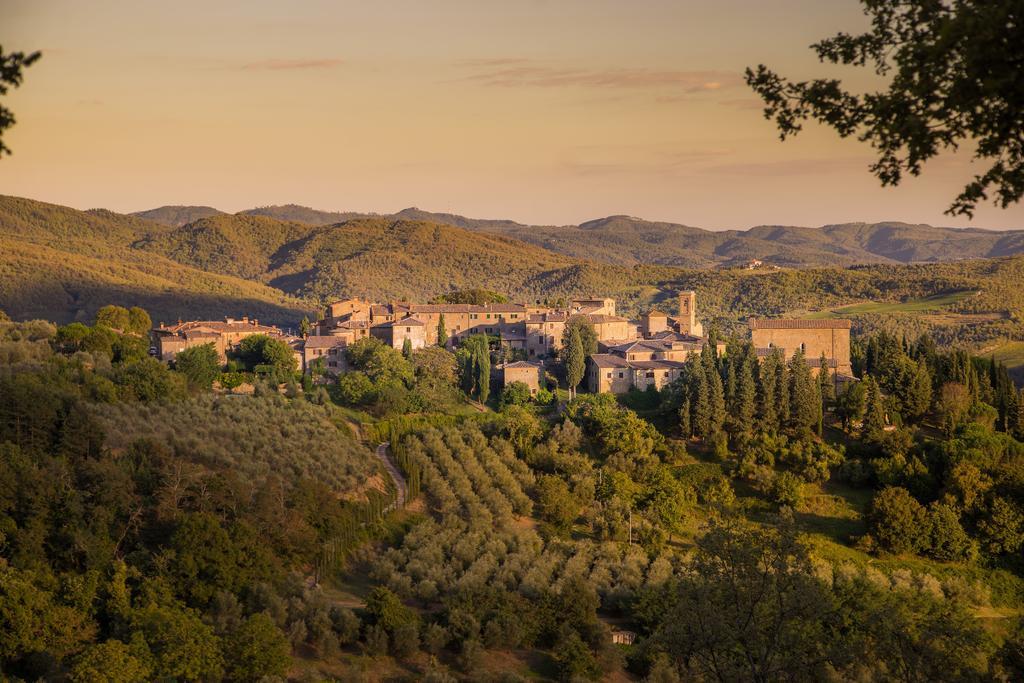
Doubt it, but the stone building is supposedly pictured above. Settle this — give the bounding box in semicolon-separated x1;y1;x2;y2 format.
317;297;635;360
748;318;852;376
370;316;427;351
499;360;545;395
298;336;348;375
152;316;290;362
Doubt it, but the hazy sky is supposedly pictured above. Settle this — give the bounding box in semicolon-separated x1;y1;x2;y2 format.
3;0;1022;229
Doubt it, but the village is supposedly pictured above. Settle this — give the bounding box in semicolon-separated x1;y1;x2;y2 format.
151;291;854;397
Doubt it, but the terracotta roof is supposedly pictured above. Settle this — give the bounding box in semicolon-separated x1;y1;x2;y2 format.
628;359;686;370
304;336;349;349
526;312;568;323
642;309;668;318
376;316;425;328
749;318;852;330
807;357;840;368
584;314;629;324
589;354;631;368
502;361;543;369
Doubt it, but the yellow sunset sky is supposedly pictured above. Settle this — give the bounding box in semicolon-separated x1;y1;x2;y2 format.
3;0;1022;229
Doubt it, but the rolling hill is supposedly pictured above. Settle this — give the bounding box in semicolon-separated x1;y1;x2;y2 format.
0;196;310;325
133;202;1024;268
131;205;226;227
5;195;1024;358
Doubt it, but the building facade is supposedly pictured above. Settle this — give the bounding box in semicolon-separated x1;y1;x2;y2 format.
152;317;291;362
748;318;853;376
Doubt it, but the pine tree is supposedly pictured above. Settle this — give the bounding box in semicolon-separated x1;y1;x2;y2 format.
565;327;585;400
862;375;887;440
437;313;448;348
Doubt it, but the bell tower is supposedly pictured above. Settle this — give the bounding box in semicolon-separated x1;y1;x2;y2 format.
678;290;700;336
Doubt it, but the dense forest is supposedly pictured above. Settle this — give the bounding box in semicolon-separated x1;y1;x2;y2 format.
2;301;1024;681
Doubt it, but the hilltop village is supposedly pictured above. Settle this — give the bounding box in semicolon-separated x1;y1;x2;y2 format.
152;292;853;396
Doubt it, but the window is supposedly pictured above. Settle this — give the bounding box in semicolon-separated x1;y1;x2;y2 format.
406;327;411;333
646;371;654;378
618;372;624;378
606;372;612;378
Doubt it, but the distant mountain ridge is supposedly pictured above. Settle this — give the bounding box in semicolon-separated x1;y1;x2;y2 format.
131;204;1024;268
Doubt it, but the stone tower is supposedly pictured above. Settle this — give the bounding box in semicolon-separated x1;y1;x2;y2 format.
678;290;701;336
641;309;669;337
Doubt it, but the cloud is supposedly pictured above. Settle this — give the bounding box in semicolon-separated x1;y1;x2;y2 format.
457;60;741;93
705;157;871;177
240;58;344;71
560;147;735;177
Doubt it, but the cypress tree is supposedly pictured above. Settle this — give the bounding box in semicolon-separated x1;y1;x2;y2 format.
299;316;311;338
437;313;448;348
691;360;712;439
702;345;726;436
476;337;491;403
759;351;779;433
818;352;834;402
788;349;819;432
401;337;413;359
774;349;790;430
863;375;887;440
734;351;757;437
679;398;692;438
565;326;585;400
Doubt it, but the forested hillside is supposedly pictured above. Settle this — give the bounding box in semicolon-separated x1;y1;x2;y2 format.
0;196;309;325
3;308;1024;680
131;201;1024;267
4;195;1024;360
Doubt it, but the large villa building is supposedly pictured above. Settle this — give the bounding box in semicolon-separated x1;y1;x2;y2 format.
152;291;852;397
152;317;294;362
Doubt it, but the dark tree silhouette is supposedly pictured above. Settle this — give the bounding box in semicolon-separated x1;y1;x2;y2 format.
0;45;41;157
746;1;1024;217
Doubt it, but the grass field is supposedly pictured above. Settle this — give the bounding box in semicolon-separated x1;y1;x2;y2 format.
987;341;1024;384
805;289;977;318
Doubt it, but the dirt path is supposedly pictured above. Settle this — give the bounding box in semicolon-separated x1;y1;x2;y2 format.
375;442;407;511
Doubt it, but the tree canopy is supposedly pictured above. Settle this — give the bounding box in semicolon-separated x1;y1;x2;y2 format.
746;0;1024;217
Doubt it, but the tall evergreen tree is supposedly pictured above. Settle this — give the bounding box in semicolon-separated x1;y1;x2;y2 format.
437;313;448;348
818;352;834;402
788;350;819;433
774;350;790;430
299;316;311;339
863;375;887;440
401;337;413;359
475;337;491;403
732;348;757;438
679;398;692;439
759;351;779;433
702;346;726;437
565;327;585;400
691;360;712;439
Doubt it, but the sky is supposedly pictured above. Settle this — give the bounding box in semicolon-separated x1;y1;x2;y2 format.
2;0;1022;230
